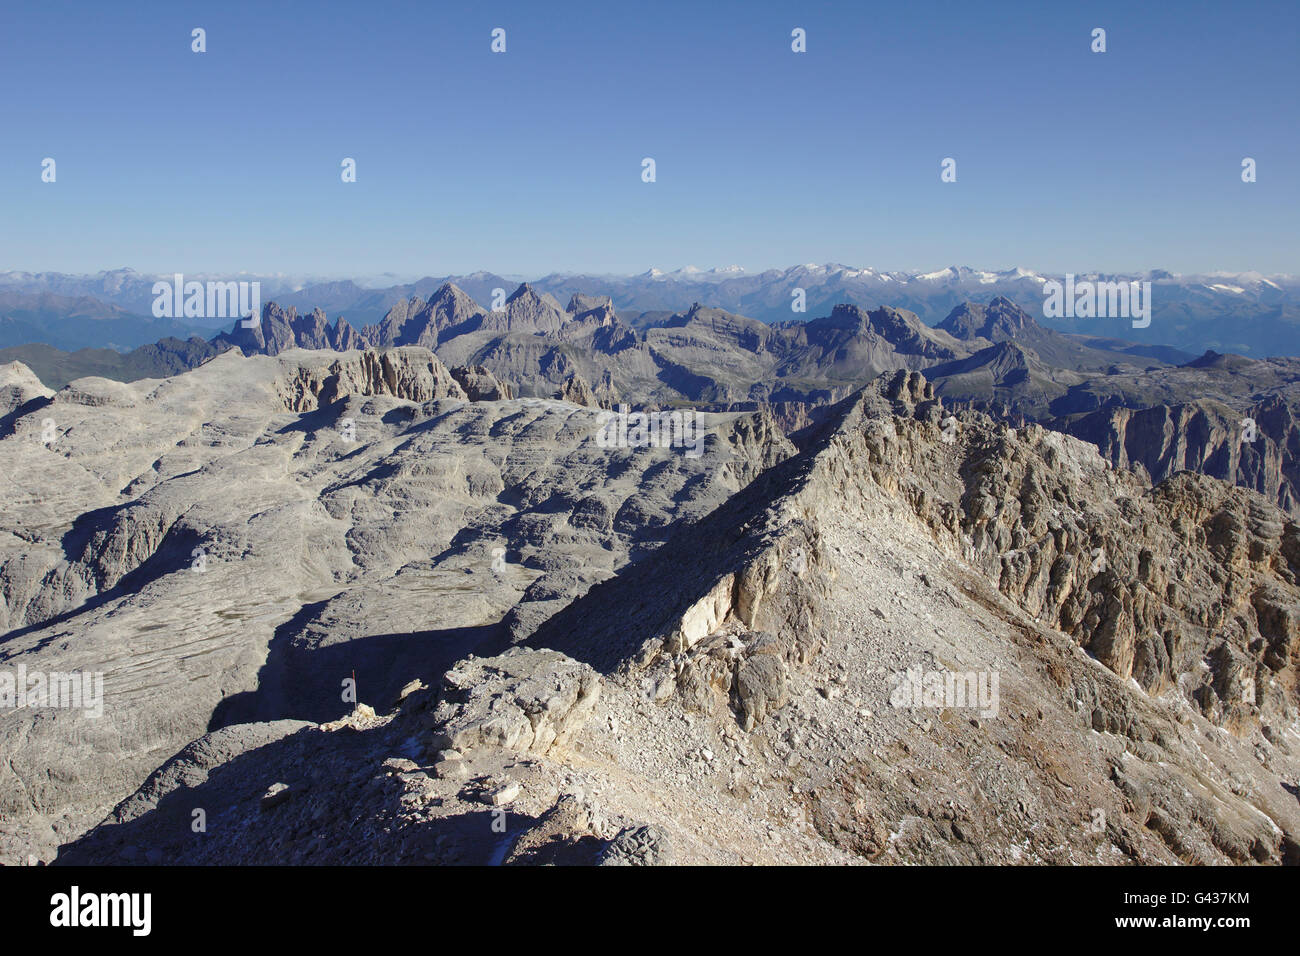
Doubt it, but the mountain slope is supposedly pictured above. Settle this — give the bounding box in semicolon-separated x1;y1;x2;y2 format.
0;350;792;862
30;366;1300;866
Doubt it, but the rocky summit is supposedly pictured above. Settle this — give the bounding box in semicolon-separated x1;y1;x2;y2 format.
1;343;1297;868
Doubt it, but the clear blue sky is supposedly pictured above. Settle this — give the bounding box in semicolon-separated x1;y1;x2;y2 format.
1;0;1296;277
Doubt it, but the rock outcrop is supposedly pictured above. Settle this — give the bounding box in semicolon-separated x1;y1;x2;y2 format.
449;364;513;401
427;649;601;758
1065;395;1299;515
557;373;597;407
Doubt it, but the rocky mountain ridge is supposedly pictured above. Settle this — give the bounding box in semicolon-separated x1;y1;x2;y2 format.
8;288;1300;519
2;355;1297;865
6;264;1296;356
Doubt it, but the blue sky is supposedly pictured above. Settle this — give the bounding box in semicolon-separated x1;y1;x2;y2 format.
1;0;1296;277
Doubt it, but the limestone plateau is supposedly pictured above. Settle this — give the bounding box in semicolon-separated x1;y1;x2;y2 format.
1;340;1298;865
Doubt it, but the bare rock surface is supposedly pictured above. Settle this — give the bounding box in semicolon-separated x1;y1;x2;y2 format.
449;364;513;402
5;355;1297;866
428;649;601;757
0;349;789;862
557;374;598;408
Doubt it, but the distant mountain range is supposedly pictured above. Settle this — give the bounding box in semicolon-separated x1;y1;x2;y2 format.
0;290;202;352
4;281;1299;518
3;264;1298;356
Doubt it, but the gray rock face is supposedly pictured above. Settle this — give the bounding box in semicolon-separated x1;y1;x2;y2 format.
0;348;786;863
7;354;1300;867
449;364;513;401
485;284;569;335
0;360;54;413
598;824;672;866
790;373;1300;732
732;648;789;731
938;296;1040;341
428;649;601;757
592;371;619;410
362;283;487;349
557;373;598;407
210;302;340;356
275;347;469;410
1065;395;1300;515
